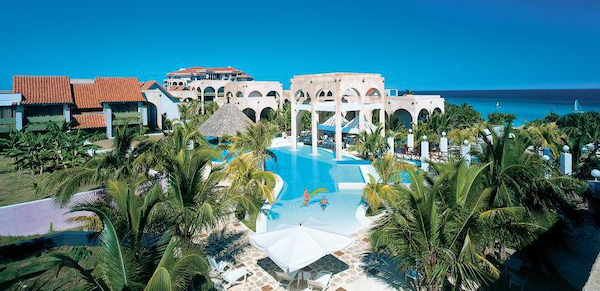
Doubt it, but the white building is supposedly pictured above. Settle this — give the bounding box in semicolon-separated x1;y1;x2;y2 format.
164;66;283;116
140;81;182;129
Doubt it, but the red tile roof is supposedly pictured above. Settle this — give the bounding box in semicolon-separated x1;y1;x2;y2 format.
95;77;144;104
139;80;158;91
167;66;244;76
72;83;102;109
13;76;73;105
72;112;106;129
170;85;188;91
236;74;254;79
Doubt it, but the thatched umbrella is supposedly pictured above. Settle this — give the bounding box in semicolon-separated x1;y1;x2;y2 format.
198;103;253;137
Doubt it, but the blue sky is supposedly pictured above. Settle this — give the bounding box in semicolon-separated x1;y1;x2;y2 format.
1;0;599;90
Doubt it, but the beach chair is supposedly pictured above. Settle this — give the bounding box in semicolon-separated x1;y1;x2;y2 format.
307;271;332;290
274;270;298;290
208;255;231;276
216;267;249;290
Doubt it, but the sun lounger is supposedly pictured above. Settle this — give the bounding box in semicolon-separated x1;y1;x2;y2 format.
216;267;249;290
208;255;231;276
307;271;332;290
275;270;298;290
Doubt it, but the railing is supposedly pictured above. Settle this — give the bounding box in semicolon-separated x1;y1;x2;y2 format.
0;117;15;133
25;115;65;131
113;111;141;125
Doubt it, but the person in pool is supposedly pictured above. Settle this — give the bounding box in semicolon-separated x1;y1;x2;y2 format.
320;196;329;211
302;188;310;206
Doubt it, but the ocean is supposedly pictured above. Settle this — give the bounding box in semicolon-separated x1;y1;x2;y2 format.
416;89;600;125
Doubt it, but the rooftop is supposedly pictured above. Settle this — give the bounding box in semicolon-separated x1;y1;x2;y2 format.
167;66;245;76
12;76;144;108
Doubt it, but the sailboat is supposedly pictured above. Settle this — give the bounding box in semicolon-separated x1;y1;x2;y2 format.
574;99;583;113
495;102;501;109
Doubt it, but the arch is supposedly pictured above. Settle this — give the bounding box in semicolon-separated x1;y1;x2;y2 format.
236;91;243;98
179;82;184;86
172;82;177;87
418;108;430;121
294;90;310;104
366;88;381;97
260;107;276;121
433;107;443;115
248;91;263;98
217;87;225;98
266;91;279;98
344;111;356;121
342;88;360;97
204;87;215;102
316;89;334;102
391;109;413;129
197;87;202;92
242;108;256;122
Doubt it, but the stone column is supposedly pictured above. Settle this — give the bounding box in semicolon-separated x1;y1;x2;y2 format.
461;140;471;165
412;111;419;129
335;111;343;160
440;131;448;159
358;109;365;132
291;103;298;151
103;103;112;138
63;104;71;123
380;88;386;136
138;102;148;126
200;90;205;115
15;105;23;131
421;135;430;171
387;137;394;154
311;108;318;155
407;129;415;151
560;145;572;175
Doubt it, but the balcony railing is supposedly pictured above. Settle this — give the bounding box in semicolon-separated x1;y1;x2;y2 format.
0;117;15;133
113;111;141;126
25;115;65;131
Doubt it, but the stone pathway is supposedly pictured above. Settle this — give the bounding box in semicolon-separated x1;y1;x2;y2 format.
205;220;404;291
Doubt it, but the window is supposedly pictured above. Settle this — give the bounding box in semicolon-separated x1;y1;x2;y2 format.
25;105;63;117
0;106;14;119
112;103;138;112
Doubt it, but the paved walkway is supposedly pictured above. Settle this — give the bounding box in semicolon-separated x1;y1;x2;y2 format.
205;219;403;291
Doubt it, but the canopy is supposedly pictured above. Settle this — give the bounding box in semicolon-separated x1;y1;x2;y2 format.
198;103;253;137
343;115;377;134
249;218;354;273
317;114;349;132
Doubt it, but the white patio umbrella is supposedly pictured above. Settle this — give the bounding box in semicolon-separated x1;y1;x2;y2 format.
249;218;354;273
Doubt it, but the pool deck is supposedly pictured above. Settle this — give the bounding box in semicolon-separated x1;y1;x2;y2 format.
208;142;400;290
207;215;400;291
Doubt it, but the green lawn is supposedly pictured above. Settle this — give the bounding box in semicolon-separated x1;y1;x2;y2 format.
0;157;46;207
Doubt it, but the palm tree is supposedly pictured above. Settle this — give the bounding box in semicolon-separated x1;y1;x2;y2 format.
371;163;543;290
525;122;566;158
225;153;277;204
48;208;210;291
349;126;388;160
228;122;278;169
40;121;155;206
372;152;414;184
362;174;396;212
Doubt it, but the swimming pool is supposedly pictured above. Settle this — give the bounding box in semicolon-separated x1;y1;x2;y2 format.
265;146;369;235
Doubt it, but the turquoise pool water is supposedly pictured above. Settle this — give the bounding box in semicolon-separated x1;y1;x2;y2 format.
265;146;367;235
